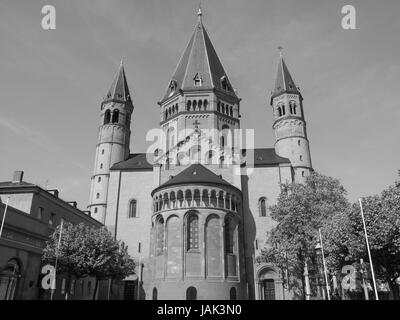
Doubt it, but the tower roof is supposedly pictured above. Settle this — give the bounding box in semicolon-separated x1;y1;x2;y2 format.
161;10;238;102
272;54;301;99
151;163;237;195
103;62;132;103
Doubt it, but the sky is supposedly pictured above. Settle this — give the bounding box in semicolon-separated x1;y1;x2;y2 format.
0;0;399;210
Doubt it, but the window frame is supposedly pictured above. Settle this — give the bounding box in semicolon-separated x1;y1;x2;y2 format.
128;199;138;218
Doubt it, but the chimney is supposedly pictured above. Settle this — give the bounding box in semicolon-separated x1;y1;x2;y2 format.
12;171;24;183
67;201;77;208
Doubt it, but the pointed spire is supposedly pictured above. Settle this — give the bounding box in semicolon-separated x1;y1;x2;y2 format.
104;61;131;103
161;9;238;102
272;48;301;99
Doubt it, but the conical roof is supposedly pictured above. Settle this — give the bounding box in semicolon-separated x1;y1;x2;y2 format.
161;10;238;102
103;62;132;103
272;55;301;99
151;163;237;195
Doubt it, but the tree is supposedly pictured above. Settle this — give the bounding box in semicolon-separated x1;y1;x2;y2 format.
42;222;135;300
323;178;400;299
258;171;350;299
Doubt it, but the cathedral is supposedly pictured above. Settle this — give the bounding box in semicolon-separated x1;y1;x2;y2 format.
87;9;312;300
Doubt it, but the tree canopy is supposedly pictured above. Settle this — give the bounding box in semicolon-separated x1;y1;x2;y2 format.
42;222;135;299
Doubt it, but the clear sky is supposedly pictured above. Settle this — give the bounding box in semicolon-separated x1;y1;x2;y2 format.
1;0;399;210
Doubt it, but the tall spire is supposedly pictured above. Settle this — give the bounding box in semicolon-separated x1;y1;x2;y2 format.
103;62;131;103
272;49;301;99
161;9;238;102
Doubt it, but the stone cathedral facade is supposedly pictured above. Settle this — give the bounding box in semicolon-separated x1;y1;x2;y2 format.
88;10;312;300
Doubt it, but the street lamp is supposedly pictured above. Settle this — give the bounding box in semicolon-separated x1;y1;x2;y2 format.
315;243;325;300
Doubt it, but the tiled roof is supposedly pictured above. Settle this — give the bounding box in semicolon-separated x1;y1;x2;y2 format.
244;148;291;167
152;163;235;195
110;148;290;171
0;181;35;188
161;14;238;102
103;62;132;103
110;153;153;171
272;56;301;99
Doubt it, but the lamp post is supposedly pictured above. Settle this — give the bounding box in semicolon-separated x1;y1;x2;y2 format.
315;243;325;300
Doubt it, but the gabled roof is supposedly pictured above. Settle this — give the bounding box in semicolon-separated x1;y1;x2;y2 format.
161;10;238;102
271;55;301;100
110;153;153;171
151;163;236;195
110;148;290;172
248;148;291;167
103;62;132;103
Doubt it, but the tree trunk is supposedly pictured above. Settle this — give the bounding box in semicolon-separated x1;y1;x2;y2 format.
389;280;400;300
92;278;99;300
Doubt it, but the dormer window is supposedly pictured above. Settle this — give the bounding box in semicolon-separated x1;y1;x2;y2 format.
169;80;177;97
220;75;229;91
193;73;202;87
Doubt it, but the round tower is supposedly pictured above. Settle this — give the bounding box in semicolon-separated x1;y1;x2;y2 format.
88;62;134;223
270;51;312;182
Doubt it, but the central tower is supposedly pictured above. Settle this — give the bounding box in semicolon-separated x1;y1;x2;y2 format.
147;8;247;300
157;8;241;172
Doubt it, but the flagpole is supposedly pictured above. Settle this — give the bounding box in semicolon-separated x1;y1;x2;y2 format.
359;198;379;300
51;220;64;300
0;197;10;238
319;228;330;300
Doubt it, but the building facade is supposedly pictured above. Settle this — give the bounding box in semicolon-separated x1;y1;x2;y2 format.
89;10;312;300
0;171;102;300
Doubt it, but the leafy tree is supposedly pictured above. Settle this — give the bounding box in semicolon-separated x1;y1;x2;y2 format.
323;178;400;299
258;171;350;299
43;222;135;299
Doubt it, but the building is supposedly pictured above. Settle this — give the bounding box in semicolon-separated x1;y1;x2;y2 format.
89;9;312;300
0;171;102;300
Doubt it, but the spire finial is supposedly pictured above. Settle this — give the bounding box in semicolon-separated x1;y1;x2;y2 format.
120;57;125;66
278;46;283;58
197;3;202;22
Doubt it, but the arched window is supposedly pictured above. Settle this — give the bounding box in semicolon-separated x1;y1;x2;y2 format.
186;286;197;300
112;109;119;123
193;100;197;110
0;259;21;300
104;109;111;124
219;156;225;168
128;199;137;218
187;100;191;111
281;105;286;116
165;109;168;119
152;288;158;300
203;100;208;110
230;106;233;117
225;217;234;254
207;150;214;165
94;207;98;214
222;104;225;114
198;100;202;110
217;101;221;112
187;214;199;251
259;197;267;217
156;216;164;256
277;107;282;117
230;287;237;300
98;177;101;183
96;193;100;199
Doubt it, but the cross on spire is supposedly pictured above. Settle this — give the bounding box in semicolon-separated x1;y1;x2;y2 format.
278;46;283;58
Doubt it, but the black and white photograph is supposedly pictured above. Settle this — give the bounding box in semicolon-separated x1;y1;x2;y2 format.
0;0;399;310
